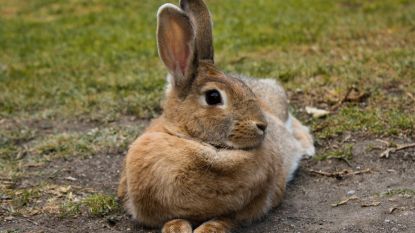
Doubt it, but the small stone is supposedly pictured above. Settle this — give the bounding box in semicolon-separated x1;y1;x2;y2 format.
65;176;77;181
347;190;356;195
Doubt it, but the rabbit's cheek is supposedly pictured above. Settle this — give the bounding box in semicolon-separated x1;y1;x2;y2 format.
184;113;233;147
227;122;266;149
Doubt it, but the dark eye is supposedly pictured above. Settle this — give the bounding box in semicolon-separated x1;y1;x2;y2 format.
205;90;222;105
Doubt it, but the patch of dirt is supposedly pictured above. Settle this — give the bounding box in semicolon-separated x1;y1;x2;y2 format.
2;139;414;233
17;153;125;192
1;116;148;139
1;214;141;233
238;139;415;233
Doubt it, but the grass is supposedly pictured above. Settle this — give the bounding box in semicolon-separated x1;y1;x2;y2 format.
61;193;119;217
81;193;119;216
315;144;353;162
12;189;41;208
1;0;414;122
380;188;415;198
0;0;414;222
313;107;415;140
29;127;137;159
2;184;118;218
0;125;142;178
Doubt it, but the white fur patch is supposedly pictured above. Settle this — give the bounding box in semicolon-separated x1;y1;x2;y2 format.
285;114;294;133
297;124;315;157
304;143;316;158
285;144;303;183
164;74;174;95
258;78;286;96
286;114;316;158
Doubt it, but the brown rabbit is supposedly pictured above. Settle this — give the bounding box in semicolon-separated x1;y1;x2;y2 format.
117;0;315;232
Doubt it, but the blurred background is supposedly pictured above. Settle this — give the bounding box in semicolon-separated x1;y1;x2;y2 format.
1;0;414;232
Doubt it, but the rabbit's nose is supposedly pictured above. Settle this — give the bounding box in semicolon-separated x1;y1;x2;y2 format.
255;122;267;133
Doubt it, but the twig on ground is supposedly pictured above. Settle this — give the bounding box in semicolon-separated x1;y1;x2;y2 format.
331;195;359;207
23;217;39;226
361;201;381;207
332;87;354;110
332;86;370;110
309;168;371;179
380;143;415;158
388;206;405;214
376;139;390;145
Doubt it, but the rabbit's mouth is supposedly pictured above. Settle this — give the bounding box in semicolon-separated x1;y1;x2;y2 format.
206;135;265;150
223;137;265;150
212;143;258;151
210;143;235;150
224;133;266;150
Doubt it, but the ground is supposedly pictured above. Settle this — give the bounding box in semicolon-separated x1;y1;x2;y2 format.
1;0;414;232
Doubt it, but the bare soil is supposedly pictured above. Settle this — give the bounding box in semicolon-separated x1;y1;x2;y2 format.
2;133;414;233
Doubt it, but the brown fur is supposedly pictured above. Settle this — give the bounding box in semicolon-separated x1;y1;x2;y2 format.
118;1;314;232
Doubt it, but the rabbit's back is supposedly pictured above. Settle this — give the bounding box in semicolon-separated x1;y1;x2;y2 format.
236;75;289;122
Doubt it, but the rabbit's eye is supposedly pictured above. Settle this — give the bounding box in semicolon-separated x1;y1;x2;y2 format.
205;90;222;105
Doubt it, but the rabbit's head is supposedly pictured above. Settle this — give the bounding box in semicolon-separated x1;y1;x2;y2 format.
157;0;267;149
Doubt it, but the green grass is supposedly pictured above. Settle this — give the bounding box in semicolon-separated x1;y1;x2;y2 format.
61;193;119;217
315;144;353;162
380;188;415;198
313;107;415;140
0;125;141;178
1;0;414;217
2;184;118;217
12;189;41;208
1;0;414;122
82;193;119;216
29;127;137;159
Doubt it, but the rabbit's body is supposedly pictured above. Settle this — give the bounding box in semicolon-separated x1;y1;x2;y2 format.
119;114;283;227
118;1;314;232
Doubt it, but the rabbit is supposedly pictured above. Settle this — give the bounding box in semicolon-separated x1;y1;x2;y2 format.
117;0;315;232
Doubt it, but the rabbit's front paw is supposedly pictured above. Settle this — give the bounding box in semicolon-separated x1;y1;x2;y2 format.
194;219;232;233
162;219;192;233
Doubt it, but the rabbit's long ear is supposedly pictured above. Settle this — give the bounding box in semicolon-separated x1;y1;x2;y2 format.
180;0;214;63
157;4;197;96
